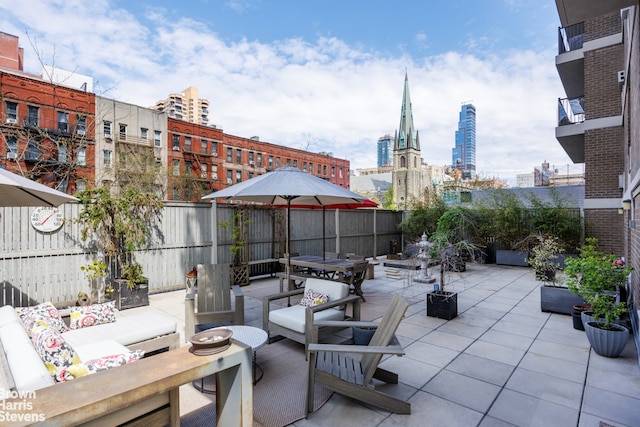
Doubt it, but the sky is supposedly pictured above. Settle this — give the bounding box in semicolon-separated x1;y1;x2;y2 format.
0;0;582;185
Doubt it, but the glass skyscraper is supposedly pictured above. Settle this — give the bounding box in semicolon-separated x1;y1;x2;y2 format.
452;103;476;179
377;134;394;167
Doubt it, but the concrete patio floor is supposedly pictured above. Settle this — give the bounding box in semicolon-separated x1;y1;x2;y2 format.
149;259;640;427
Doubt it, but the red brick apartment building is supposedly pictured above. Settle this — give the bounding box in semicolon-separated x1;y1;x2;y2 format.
0;32;350;201
0;32;95;192
554;0;640;357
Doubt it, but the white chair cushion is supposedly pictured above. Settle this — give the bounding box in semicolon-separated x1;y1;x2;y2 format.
269;305;345;334
0;321;54;391
304;278;348;301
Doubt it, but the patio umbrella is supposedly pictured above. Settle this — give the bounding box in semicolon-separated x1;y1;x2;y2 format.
202;166;368;275
0;168;78;207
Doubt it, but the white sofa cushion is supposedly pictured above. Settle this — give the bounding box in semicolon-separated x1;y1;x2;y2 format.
73;339;131;362
63;308;176;349
0;305;21;327
0;320;54;391
269;305;346;333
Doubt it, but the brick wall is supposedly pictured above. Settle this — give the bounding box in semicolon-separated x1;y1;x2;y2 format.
583;45;623;120
585;208;624;254
584;127;624;199
585;11;621;42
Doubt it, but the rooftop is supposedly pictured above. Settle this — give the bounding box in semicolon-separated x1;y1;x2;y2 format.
149;260;640;426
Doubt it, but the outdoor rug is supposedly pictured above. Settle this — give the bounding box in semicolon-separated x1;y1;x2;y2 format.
180;338;333;427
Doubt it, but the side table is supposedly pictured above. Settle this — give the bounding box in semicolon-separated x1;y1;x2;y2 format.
193;325;268;393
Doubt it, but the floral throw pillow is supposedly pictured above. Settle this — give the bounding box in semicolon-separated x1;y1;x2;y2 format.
66;350;145;379
299;289;329;307
30;320;81;382
69;301;117;330
16;302;69;336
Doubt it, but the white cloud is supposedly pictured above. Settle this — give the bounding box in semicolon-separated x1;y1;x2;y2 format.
0;0;575;183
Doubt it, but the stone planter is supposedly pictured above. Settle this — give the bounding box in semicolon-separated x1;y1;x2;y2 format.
584;321;629;358
111;278;149;310
540;285;586;315
426;291;457;320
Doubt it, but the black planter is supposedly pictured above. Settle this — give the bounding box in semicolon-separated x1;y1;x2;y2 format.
426;291;457;320
111;278;149;310
496;250;529;267
540;285;586;315
572;304;591;331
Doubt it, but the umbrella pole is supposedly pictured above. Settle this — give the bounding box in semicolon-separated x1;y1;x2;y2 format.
322;206;326;259
287;199;291;285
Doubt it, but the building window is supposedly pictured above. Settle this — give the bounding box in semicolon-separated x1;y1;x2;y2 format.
201;163;208;179
25;141;39;160
276;157;281;168
268;156;274;169
118;123;127;139
227;147;233;162
154;130;161;147
185;161;192;174
103;150;112;168
236;170;242;183
76;180;86;192
303;162;307;172
27;106;39;126
212;141;218;156
140;127;148;139
184;136;192;152
77;116;86;135
5;101;17;123
201;140;208;154
236;149;242;164
57;112;69;132
309;163;313;174
331;166;335;177
257;153;262;167
6;136;17;156
172;159;180;175
323;165;327;176
172;134;180;151
77;147;86;166
400;156;406;168
286;159;291;166
58;145;68;163
103;121;112;138
293;160;297;168
212;165;218;180
339;168;343;178
318;165;321;174
227;170;232;184
249;151;254;165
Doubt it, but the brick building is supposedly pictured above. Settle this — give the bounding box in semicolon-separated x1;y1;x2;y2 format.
0;32;95;192
0;33;351;201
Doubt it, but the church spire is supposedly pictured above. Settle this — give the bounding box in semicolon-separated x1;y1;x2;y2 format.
395;72;420;151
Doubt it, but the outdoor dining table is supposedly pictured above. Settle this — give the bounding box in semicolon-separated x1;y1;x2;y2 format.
279;255;355;282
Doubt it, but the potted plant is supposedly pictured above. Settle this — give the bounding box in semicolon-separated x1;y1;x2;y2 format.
75;188;163;310
425;207;479;320
526;234;586;315
564;238;633;357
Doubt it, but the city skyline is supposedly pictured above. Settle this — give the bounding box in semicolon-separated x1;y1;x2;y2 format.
0;1;581;184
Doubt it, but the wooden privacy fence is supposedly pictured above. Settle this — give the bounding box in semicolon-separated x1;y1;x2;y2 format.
0;203;402;306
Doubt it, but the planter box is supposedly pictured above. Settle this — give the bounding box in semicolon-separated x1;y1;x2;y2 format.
496;250;529;267
540;285;585;315
426;291;457;320
111;279;149;310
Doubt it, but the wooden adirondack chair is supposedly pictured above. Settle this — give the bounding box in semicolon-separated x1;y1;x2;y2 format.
306;293;410;415
184;263;244;341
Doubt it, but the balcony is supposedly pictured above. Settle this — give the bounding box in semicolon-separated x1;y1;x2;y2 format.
555;97;585;163
115;134;153;146
556;22;584;100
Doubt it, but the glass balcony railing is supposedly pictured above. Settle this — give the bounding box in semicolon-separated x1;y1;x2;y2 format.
558;22;584;54
558;97;585;126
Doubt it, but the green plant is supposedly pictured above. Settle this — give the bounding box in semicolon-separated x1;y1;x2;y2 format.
564;237;633;329
398;192;447;242
75;187;163;280
80;259;108;301
526;234;563;284
218;209;252;265
122;262;146;288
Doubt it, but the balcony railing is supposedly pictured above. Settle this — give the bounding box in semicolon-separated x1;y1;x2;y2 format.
558;22;584;54
558;96;585;126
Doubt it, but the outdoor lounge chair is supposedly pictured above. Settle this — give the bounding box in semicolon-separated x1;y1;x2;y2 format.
344;259;369;301
185;263;244;341
306;293;410;415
